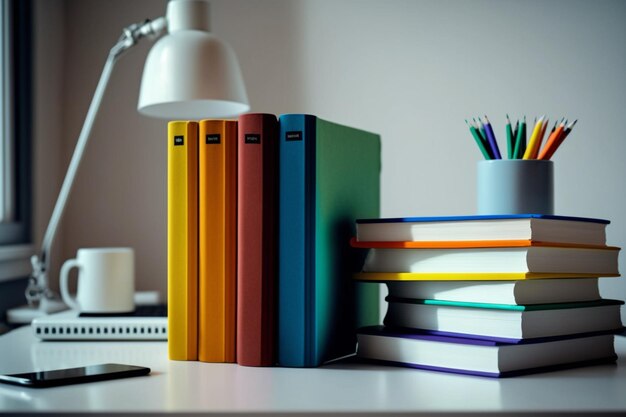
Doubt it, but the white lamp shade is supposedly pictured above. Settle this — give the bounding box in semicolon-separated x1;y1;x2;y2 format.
137;28;249;119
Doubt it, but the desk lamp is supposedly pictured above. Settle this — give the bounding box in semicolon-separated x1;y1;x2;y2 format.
8;0;249;323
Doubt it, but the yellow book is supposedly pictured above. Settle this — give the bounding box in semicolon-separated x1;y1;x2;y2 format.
354;272;618;282
198;120;237;363
357;245;619;280
168;121;199;361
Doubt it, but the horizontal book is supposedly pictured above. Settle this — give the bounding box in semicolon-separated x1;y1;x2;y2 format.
386;278;601;305
356;326;617;378
351;238;609;249
355;214;609;246
383;297;624;341
362;246;620;276
355;272;614;281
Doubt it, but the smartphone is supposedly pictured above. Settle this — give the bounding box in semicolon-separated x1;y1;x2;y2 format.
0;363;150;388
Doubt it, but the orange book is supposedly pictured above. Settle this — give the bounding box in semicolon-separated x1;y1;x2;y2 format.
198;120;238;363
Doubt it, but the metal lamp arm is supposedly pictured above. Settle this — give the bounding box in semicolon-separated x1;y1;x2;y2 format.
26;17;167;306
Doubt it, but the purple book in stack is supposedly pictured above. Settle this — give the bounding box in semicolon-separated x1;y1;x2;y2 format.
357;325;619;378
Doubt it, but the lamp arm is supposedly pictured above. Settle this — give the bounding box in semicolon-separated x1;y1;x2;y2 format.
26;17;167;307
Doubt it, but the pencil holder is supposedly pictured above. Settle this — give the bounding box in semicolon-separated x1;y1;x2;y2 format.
476;160;554;215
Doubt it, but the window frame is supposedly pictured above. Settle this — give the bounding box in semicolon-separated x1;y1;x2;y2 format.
0;0;33;283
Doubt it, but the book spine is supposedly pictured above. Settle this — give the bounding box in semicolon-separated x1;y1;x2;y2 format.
278;114;316;367
167;121;199;361
237;113;279;366
198;120;237;363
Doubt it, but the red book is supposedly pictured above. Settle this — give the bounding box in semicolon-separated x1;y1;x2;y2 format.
237;113;278;366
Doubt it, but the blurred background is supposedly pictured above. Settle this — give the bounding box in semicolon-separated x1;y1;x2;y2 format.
24;0;626;319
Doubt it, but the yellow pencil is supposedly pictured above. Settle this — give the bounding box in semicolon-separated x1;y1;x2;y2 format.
534;117;549;157
522;115;545;159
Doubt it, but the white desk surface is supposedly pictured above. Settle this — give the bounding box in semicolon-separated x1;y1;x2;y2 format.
0;326;625;416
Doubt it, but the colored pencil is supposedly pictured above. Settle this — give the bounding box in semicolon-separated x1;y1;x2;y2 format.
466;119;492;160
522;115;544;159
506;114;514;159
482;115;502;159
535;117;549;157
474;118;487;144
539;119;576;160
512;116;526;159
538;119;565;160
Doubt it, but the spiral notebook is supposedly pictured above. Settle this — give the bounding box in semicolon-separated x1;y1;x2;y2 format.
31;305;168;341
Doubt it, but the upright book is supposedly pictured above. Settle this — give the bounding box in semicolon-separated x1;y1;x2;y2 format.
278;114;381;367
198;119;237;363
237;113;279;367
167;121;198;361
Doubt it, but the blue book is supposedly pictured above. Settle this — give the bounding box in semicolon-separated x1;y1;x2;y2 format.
278;114;380;367
355;214;610;246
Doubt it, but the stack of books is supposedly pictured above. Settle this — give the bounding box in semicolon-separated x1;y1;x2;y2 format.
352;214;623;377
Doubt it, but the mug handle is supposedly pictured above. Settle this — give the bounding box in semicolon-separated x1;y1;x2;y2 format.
60;259;81;310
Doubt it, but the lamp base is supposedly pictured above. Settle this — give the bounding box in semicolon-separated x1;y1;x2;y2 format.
6;298;67;324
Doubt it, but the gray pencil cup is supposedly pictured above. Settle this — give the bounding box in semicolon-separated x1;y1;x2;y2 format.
477;160;554;215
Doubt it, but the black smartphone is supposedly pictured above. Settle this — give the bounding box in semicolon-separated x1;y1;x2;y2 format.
0;363;150;388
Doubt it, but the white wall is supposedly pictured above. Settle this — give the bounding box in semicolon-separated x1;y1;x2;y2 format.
36;0;626;308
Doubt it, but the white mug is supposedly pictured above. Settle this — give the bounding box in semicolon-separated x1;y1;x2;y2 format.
60;247;135;313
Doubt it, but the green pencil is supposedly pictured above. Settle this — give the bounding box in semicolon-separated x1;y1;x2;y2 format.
466;119;492;160
506;114;514;159
474;117;487;143
512;116;527;159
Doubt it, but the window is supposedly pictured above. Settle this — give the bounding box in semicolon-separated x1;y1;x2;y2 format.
0;0;32;283
1;0;16;228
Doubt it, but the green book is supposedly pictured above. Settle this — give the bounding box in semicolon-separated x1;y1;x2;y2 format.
278;114;381;367
387;296;623;311
384;297;624;341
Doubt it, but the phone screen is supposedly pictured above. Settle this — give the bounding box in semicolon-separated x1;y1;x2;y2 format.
0;363;150;388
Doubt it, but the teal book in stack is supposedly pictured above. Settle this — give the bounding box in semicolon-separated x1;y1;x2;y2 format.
277;114;381;367
352;214;624;377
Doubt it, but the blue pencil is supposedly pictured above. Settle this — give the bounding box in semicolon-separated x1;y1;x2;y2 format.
481;115;502;159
